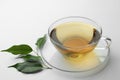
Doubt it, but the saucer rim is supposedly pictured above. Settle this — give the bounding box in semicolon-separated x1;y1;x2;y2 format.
40;38;110;73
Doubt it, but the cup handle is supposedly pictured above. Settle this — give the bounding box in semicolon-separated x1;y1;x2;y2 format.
101;37;112;48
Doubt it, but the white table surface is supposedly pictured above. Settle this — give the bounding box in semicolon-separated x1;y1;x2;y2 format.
0;0;119;80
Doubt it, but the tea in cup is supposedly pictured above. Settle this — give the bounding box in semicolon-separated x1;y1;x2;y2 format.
48;17;102;59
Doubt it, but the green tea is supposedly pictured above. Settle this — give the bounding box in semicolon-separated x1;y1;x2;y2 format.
50;22;101;58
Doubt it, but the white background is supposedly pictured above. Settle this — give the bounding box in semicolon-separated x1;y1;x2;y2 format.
0;0;119;80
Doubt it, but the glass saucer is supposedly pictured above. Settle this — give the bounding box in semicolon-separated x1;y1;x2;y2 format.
40;35;111;77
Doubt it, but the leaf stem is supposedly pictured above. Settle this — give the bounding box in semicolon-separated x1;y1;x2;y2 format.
33;50;39;56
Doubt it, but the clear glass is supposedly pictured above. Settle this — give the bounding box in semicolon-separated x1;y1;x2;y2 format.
48;16;102;50
40;16;111;77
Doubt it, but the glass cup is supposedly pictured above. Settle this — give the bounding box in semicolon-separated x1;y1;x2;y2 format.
48;16;106;59
40;16;111;77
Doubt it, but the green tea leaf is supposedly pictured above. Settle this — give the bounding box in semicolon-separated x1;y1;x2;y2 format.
18;54;42;62
9;61;43;74
9;54;46;74
1;35;49;74
1;44;33;55
36;34;46;48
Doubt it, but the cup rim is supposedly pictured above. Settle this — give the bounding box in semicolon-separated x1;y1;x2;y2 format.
48;16;102;49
